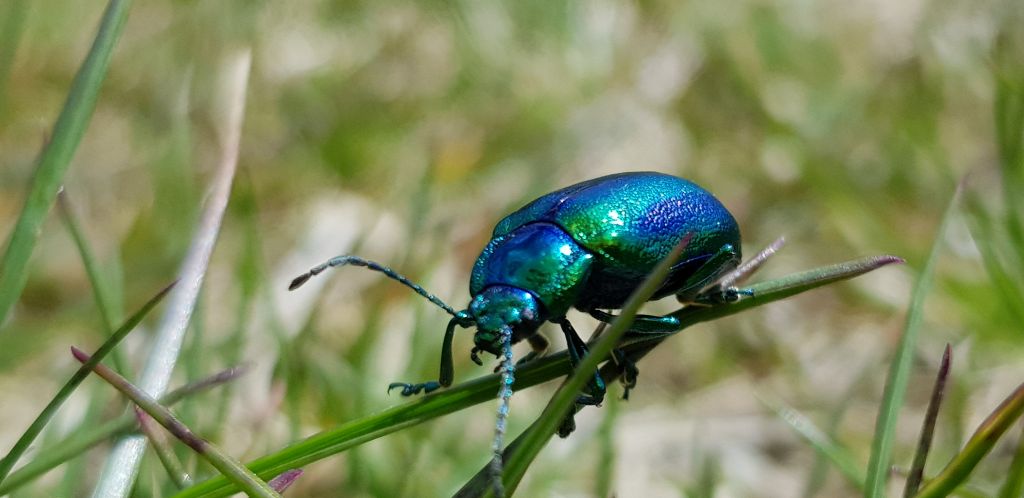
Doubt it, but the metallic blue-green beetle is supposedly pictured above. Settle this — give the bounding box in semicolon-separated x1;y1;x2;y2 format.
290;171;740;416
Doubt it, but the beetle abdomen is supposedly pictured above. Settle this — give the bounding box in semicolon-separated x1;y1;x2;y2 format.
470;222;594;317
495;172;740;309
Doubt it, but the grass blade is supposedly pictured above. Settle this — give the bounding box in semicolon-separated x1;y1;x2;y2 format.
997;421;1024;498
864;188;958;498
57;190;127;372
71;347;281;498
0;0;133;326
0;281;175;485
903;344;952;497
0;0;29;116
135;408;192;489
172;254;899;498
915;381;1024;498
90;48;250;498
0;365;246;495
761;395;866;490
493;240;686;497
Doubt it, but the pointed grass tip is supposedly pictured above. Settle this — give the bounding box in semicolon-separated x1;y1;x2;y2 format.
70;346;90;363
269;469;303;493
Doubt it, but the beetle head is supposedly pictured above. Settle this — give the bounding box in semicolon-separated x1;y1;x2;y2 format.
469;286;542;358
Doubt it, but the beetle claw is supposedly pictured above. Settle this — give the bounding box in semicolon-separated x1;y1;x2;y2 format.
387;381;441;396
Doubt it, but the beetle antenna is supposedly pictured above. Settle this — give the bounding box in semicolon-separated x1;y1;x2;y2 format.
490;325;515;498
288;255;461;317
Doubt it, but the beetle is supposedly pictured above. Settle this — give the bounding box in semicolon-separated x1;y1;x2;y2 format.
289;171;742;494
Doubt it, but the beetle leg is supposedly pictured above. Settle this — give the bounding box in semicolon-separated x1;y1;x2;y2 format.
610;348;640;400
517;333;550;366
588;309;681;335
557;318;606;406
674;243;742;303
388;317;461;397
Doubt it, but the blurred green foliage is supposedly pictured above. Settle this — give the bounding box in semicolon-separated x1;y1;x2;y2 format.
1;0;1022;497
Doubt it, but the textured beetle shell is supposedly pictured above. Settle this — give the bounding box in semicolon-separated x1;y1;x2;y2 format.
488;171;741;310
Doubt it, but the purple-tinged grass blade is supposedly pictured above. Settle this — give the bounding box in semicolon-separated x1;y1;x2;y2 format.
71;347;282;498
268;470;303;494
0;364;247;496
135;408;191;489
903;344;952;498
0;281;175;486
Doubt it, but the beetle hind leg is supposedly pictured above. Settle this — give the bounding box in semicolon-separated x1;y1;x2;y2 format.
674;243;743;303
611;348;640;400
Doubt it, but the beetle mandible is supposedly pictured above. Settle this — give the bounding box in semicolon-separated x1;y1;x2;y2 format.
289;171;742;490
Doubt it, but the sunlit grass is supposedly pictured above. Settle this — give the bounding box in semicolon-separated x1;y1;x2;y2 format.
1;1;1022;497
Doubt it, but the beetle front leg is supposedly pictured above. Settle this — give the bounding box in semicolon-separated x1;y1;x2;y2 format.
517;333;549;366
388;317;459;396
556;318;606;407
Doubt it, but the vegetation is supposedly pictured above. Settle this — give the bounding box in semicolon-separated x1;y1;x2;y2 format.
0;1;1022;497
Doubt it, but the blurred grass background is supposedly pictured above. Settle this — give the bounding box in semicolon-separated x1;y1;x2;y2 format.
0;0;1021;497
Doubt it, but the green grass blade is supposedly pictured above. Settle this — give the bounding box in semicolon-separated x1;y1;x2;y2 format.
460;255;902;498
494;241;686;497
0;365;246;495
0;0;133;327
997;422;1024;498
173;254;900;498
915;381;1024;498
0;281;174;486
864;188;958;498
761;395;866;490
594;395;619;498
57;190;127;373
0;0;29;116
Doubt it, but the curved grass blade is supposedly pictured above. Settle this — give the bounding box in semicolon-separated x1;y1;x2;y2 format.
492;240;687;497
903;344;952;497
0;281;175;486
135;408;192;489
914;380;1024;498
71;348;281;498
997;421;1024;498
865;187;958;498
458;254;903;498
760;395;866;490
58;190;127;372
0;365;246;495
173;254;900;498
0;0;134;327
90;48;250;498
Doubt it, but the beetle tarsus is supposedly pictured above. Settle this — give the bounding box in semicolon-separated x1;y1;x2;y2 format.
387;381;441;396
